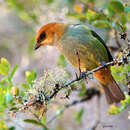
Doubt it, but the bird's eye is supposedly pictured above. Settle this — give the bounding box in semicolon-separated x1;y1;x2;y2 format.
37;32;46;43
40;32;46;40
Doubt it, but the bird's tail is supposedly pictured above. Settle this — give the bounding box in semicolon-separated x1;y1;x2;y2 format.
94;67;125;104
101;76;125;104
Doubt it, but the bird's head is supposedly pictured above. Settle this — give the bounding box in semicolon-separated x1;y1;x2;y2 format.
34;22;67;50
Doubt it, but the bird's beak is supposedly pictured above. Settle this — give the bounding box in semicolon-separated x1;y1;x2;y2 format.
34;42;41;50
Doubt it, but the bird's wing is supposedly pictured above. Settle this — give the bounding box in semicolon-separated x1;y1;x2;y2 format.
70;24;113;62
90;30;113;61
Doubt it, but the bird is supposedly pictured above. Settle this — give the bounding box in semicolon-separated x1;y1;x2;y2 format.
34;22;125;104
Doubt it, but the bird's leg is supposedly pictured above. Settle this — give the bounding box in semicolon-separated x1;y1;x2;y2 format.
74;49;88;79
74;49;81;74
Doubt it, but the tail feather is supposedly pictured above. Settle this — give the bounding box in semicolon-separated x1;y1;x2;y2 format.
94;67;125;104
102;78;125;104
102;85;115;104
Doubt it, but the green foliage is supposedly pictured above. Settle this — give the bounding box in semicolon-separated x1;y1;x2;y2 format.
45;0;54;4
57;54;68;68
67;0;129;33
24;119;47;128
108;0;124;14
6;0;39;23
119;14;127;25
107;92;130;115
93;20;111;29
22;69;37;90
0;58;10;76
86;10;108;24
78;80;87;97
8;65;19;82
25;70;37;86
0;57;37;129
8;126;16;130
111;64;130;84
75;107;84;122
0;121;8;130
0;58;18;129
125;6;130;12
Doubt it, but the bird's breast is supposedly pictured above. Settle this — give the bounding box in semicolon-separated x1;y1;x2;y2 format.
56;39;99;71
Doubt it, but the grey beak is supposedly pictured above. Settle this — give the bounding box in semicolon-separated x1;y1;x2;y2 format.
34;43;41;50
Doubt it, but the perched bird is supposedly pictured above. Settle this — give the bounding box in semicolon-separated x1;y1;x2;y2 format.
34;22;125;104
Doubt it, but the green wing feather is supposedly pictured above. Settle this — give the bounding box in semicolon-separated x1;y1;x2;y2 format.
91;30;113;61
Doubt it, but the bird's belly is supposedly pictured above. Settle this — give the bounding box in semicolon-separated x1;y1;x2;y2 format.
66;51;99;71
57;43;100;71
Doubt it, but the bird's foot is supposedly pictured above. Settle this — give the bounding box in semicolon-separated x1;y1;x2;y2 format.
79;72;87;79
75;71;87;80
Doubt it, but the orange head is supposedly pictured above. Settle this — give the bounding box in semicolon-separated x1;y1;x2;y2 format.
34;22;67;50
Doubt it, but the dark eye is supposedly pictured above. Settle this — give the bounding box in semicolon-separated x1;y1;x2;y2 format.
38;32;46;43
40;32;46;40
